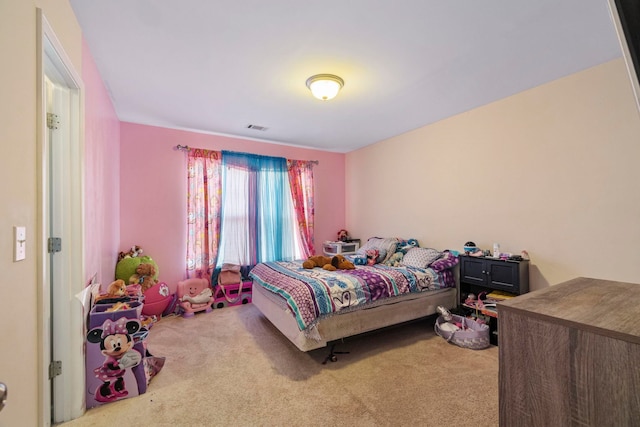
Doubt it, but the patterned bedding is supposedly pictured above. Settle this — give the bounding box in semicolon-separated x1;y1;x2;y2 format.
249;257;457;332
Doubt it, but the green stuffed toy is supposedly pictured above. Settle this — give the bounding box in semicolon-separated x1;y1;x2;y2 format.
115;255;159;283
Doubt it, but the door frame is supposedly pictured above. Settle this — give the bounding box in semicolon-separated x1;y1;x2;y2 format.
36;9;86;425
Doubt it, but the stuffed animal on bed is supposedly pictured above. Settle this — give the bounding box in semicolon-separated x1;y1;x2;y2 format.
365;249;380;266
302;255;333;270
384;252;404;267
331;254;355;270
397;239;419;254
302;254;355;271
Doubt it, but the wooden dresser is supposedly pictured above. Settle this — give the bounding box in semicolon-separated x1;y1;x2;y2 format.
498;277;640;426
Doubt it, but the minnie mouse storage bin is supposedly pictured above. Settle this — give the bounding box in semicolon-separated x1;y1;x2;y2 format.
86;303;148;408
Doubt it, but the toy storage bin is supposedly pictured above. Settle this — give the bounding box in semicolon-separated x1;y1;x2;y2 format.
90;301;143;328
86;301;148;408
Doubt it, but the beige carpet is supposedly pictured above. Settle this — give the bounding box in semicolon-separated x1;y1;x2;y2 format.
59;304;499;427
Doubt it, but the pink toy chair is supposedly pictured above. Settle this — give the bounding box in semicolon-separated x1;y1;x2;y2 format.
176;278;214;318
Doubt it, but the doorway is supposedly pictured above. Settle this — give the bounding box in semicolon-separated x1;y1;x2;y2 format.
37;10;85;425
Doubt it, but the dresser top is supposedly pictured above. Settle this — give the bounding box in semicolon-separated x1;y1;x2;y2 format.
498;277;640;343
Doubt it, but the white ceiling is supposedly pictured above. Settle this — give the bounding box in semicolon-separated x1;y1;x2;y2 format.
70;0;622;153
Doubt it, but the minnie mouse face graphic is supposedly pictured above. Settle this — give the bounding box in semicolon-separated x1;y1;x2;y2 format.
87;317;141;403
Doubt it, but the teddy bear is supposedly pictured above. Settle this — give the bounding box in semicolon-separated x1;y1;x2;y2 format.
128;263;157;292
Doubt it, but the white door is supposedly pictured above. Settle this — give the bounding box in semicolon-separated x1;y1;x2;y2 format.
38;10;85;425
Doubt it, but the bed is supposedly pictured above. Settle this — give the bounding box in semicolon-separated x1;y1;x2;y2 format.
249;239;459;351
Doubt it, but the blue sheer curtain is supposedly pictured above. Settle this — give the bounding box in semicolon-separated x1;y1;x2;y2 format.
216;151;299;272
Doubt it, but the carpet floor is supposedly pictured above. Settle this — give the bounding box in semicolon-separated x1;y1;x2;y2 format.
59;303;499;427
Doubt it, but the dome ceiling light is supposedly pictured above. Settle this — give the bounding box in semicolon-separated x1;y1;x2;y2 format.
305;74;344;101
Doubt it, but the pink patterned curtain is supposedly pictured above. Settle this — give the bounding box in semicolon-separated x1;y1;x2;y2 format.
287;160;315;258
186;149;222;279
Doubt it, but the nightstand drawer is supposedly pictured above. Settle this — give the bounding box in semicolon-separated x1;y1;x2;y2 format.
323;241;359;256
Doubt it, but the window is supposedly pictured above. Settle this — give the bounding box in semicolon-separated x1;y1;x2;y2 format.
186;149;315;279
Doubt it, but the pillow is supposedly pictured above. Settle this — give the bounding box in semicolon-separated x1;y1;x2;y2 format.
401;247;442;269
430;250;459;272
356;237;399;263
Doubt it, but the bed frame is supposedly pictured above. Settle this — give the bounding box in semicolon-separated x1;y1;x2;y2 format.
251;281;459;352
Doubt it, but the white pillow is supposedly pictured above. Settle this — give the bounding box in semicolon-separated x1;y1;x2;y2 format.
401;247;442;269
356;237;399;263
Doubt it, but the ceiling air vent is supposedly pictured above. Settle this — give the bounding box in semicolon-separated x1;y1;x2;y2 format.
246;124;268;131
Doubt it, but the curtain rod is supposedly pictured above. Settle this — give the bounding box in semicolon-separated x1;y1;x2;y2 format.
174;145;319;164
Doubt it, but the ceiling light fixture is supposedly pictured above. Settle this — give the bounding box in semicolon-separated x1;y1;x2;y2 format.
305;74;344;101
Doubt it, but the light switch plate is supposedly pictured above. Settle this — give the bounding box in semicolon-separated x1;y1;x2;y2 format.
14;226;26;262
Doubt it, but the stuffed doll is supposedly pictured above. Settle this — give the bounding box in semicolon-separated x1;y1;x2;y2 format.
365;249;380;266
337;229;349;242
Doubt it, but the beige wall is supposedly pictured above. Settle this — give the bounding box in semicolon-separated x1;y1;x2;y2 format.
0;0;82;425
347;58;640;290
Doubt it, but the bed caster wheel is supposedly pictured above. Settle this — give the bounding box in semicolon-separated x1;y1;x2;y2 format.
322;343;349;364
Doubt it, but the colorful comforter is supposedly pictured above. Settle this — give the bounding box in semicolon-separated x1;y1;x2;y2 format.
249;257;457;332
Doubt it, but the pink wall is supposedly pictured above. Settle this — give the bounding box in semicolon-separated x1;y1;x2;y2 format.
82;38;121;288
120;122;345;291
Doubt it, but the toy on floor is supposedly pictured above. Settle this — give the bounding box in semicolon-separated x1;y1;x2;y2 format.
213;281;253;309
141;282;172;317
182;287;213;304
176;278;214;318
86;318;142;403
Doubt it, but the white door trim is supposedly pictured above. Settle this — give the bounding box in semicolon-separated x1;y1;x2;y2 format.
36;9;86;425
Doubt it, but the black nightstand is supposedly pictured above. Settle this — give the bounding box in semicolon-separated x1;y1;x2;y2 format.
459;255;529;345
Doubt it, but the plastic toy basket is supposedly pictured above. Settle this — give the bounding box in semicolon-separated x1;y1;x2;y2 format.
434;314;490;350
